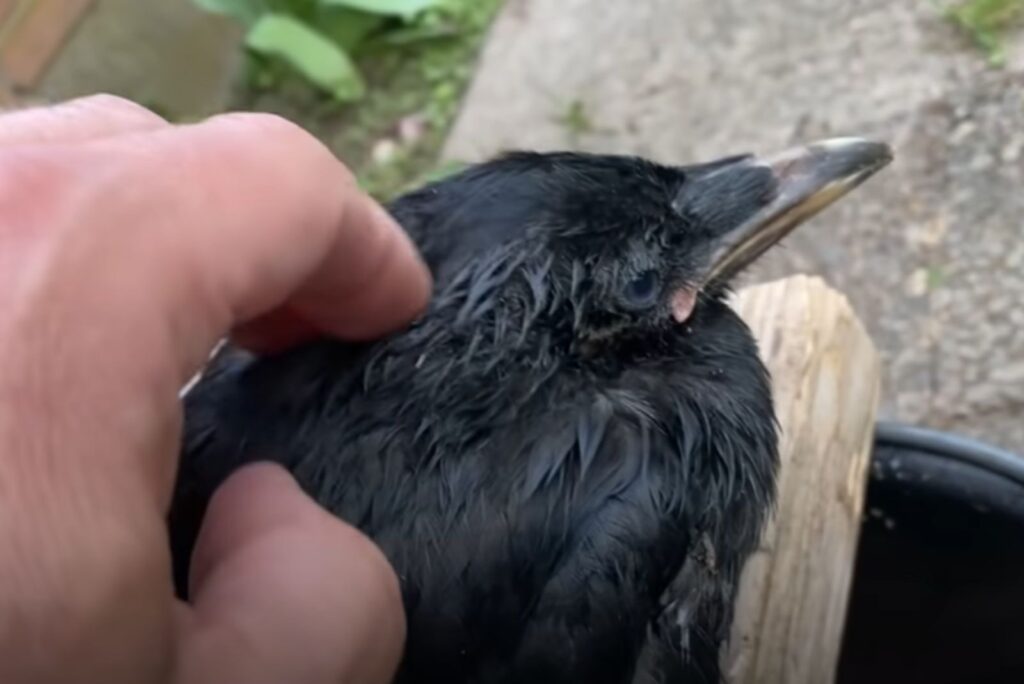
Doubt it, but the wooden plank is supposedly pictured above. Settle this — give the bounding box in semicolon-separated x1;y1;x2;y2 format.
0;75;16;108
724;275;881;684
0;0;96;88
0;0;17;26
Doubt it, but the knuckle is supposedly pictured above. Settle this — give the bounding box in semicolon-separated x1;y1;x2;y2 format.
215;111;313;146
69;93;166;127
210;112;356;184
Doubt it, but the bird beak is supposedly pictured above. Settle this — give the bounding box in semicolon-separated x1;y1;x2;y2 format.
703;137;893;287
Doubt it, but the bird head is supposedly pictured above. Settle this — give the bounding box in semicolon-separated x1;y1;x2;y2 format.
393;138;891;353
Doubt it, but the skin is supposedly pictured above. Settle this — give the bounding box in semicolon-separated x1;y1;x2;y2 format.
0;95;431;683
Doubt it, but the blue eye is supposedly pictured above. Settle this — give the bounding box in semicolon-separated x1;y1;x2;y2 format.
623;270;660;308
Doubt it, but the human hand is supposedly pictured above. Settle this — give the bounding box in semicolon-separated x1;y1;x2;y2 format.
0;95;430;683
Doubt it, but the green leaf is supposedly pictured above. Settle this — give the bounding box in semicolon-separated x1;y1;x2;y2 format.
373;21;458;46
314;7;387;52
192;0;265;24
245;13;366;101
319;0;444;20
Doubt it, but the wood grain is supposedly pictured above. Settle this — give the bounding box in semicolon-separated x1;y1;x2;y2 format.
724;275;881;684
0;0;95;88
0;0;16;26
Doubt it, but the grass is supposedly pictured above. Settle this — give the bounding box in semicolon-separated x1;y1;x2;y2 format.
942;0;1024;66
227;0;503;201
558;99;594;138
927;265;947;290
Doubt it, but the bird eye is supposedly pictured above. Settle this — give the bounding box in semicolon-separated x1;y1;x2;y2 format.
623;270;661;308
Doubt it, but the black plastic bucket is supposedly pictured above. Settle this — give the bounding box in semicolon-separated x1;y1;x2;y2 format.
837;422;1024;683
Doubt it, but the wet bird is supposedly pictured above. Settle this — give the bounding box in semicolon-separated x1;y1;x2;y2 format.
169;138;891;684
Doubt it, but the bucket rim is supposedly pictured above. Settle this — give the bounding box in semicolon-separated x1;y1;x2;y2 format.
875;421;1024;487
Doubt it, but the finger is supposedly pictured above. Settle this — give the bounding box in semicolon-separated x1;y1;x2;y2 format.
229;195;427;353
178;463;405;684
0;111;430;521
67;111;431;382
0;94;167;146
229;306;320;354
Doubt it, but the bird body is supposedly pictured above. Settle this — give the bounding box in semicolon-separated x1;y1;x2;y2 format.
170;142;891;683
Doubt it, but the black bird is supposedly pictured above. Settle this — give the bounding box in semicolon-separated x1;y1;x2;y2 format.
169;138;891;684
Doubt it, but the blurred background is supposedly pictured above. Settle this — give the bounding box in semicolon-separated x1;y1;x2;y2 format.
3;0;1022;454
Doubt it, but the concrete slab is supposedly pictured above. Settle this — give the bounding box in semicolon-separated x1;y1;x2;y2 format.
34;0;242;119
445;0;1024;450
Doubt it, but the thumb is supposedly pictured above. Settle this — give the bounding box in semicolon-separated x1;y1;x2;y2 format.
175;463;406;684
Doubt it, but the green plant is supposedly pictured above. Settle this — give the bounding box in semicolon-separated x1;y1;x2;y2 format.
557;99;594;137
943;0;1024;66
193;0;459;101
208;0;503;202
926;265;947;290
